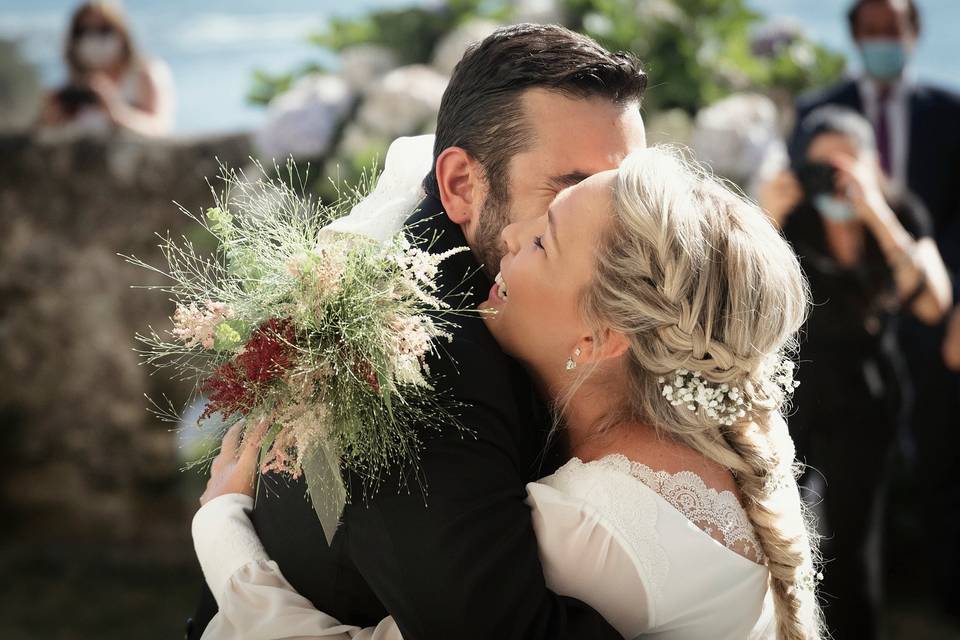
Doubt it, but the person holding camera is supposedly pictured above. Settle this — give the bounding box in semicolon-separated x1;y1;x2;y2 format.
37;1;174;137
760;105;951;639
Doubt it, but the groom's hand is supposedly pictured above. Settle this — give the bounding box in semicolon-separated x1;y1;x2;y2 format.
199;417;269;506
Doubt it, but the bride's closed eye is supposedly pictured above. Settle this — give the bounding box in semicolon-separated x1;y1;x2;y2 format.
533;235;545;251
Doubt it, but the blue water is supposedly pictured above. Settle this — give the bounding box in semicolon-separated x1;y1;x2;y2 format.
3;0;958;134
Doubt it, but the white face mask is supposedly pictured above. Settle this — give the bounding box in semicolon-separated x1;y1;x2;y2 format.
76;33;123;69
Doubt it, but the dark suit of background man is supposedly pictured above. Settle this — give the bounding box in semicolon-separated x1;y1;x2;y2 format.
789;0;960;630
185;23;649;640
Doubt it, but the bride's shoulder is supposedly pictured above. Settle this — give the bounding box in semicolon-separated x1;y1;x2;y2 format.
572;432;741;498
526;455;670;624
529;455;663;539
540;453;651;495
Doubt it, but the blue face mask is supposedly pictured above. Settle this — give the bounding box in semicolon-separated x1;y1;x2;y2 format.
813;194;856;222
859;39;908;81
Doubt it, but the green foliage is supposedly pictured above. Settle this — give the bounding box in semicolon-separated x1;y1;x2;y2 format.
312;0;511;64
762;39;846;97
564;0;845;113
247;62;326;107
248;1;512;106
317;143;387;204
246;0;846;199
249;0;844;112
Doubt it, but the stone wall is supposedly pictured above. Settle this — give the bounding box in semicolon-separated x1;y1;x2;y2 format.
0;131;253;545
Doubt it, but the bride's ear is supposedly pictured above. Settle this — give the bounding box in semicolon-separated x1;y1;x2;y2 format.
435;147;485;228
575;329;630;366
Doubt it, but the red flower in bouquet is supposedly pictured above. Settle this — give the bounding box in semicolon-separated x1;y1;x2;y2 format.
201;318;297;418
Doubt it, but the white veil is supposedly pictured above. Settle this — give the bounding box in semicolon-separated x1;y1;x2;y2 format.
324;134;437;242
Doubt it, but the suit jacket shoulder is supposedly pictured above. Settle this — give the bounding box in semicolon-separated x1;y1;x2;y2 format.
910;82;960;122
795;79;861;119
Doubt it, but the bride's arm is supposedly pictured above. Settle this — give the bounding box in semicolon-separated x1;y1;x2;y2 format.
192;422;402;640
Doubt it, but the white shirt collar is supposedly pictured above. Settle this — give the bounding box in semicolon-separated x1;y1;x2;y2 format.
856;68;915;103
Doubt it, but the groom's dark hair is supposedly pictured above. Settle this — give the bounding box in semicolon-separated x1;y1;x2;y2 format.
424;23;647;204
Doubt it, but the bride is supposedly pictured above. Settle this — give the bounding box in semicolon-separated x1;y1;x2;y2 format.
192;144;824;639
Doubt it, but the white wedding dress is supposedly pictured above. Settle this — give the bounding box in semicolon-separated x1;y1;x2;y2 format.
191;136;775;639
194;453;775;640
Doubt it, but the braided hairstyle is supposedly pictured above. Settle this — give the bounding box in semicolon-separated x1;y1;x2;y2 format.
581;146;824;639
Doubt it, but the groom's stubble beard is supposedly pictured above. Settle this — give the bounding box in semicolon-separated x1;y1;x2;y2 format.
474;189;512;280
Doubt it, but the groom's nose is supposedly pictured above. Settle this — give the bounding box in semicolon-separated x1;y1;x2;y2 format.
500;221;522;257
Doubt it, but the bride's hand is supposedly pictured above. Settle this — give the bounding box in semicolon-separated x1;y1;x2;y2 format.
199;416;270;506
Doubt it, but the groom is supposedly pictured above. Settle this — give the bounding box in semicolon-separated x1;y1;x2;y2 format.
187;23;647;639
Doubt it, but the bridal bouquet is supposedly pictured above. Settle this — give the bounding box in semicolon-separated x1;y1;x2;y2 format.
126;137;466;541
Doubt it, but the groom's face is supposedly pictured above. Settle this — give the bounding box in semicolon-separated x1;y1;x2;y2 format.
473;89;646;276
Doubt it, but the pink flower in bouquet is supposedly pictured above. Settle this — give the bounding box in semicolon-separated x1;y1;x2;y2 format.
390;315;434;384
172;300;233;349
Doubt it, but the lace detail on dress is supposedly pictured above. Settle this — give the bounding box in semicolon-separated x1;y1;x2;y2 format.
588;454;766;564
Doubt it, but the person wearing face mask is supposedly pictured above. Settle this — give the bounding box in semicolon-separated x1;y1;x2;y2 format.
37;1;174;137
768;2;960;626
760;105;952;639
788;0;960;228
783;3;960;624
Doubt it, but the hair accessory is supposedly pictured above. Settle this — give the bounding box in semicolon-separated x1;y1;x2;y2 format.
658;357;800;426
761;469;795;496
795;566;824;593
659;369;748;426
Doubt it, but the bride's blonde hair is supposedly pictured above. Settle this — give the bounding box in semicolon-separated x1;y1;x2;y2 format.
581;146;824;639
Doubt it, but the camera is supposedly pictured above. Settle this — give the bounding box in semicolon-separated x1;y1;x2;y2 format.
55;85;100;116
793;162;837;199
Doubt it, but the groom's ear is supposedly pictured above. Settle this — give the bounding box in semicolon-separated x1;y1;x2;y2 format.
435;146;485;230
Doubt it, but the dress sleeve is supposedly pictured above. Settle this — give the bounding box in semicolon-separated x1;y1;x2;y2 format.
524;473;660;639
192;493;402;640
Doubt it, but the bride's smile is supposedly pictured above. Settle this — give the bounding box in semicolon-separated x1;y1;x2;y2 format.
481;171;616;375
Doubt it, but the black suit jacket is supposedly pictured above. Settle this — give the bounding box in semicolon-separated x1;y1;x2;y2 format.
791;79;960;250
187;195;620;639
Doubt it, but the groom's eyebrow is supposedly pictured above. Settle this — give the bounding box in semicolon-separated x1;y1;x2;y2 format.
548;172;590;191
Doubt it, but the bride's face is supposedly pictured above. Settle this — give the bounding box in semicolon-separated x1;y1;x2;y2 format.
480;170;617;375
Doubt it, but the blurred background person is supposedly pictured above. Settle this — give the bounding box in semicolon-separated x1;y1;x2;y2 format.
36;1;174;137
791;0;960;225
759;105;952;639
777;0;960;625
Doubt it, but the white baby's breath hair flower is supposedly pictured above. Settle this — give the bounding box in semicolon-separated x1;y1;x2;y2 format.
659;369;749;426
658;355;800;426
